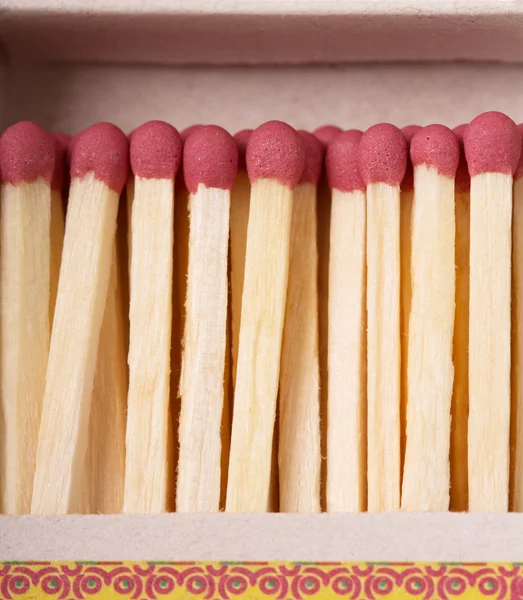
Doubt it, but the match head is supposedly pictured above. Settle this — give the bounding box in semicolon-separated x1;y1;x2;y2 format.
358;123;407;187
410;125;460;179
0;121;55;186
52;132;71;191
234;129;253;171
246;120;305;189
183;125;238;193
516;124;523;180
181;125;203;143
326;129;365;193
401;125;421;191
313;125;342;147
298;130;324;185
453;124;471;193
130;121;182;180
402;125;422;143
464;111;521;177
70;123;129;193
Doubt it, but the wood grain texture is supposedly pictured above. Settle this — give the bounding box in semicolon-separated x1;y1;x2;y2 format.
468;172;512;512
32;174;118;515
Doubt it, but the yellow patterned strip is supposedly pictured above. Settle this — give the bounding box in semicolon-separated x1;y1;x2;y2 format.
0;561;522;599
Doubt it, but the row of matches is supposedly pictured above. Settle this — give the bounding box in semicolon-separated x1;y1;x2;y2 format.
0;112;522;516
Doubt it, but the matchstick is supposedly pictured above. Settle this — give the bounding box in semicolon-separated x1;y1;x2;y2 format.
450;123;470;512
359;124;407;512
177;126;237;512
31;123;128;515
230;129;252;389
279;130;322;513
0;122;54;514
325;129;366;512
227;121;304;512
511;124;523;511
465;111;521;512
401;125;459;511
81;242;128;514
313;125;342;511
171;125;202;471
50;132;69;325
226;129;252;509
399;124;421;477
124;121;182;514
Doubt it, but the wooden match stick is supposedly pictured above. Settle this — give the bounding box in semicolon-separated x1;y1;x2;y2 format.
124;121;182;514
511;124;523;511
465;111;521;512
230;129;252;389
278;130;322;513
0;122;54;514
177;126;237;512
227;121;305;512
401;125;459;511
171;125;202;481
399;124;421;478
81;242;127;514
359;124;407;512
31;123;128;515
313;125;342;511
49;133;69;326
450;123;470;512
325;129;366;512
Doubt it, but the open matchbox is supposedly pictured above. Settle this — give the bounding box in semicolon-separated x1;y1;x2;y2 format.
1;2;523;598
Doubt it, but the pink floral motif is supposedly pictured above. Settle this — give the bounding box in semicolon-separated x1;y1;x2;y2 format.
0;561;521;599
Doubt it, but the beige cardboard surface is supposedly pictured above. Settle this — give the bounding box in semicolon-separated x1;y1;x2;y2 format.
1;1;523;65
1;514;523;561
3;62;523;134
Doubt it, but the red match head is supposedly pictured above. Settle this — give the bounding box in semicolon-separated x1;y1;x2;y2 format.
181;125;203;143
453;124;471;193
410;124;460;179
234;129;253;171
516;124;523;181
0;121;55;186
464;111;521;177
298;130;324;185
70;122;129;193
130;121;182;180
246;120;305;189
313;125;342;147
183;125;238;193
326;129;365;193
358;123;407;187
401;125;421;192
51;132;70;191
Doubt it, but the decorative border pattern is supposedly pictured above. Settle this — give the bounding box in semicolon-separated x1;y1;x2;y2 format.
1;562;523;599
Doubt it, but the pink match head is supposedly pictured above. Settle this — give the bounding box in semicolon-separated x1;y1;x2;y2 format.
326;129;365;193
313;125;342;147
402;125;422;143
52;132;70;191
464;111;521;177
515;124;523;180
234;129;253;171
130;121;182;180
246;120;305;188
298;130;324;185
0;121;55;186
358;123;407;187
70;122;129;193
183;125;238;193
401;125;421;192
453;124;471;192
181;125;203;143
410;124;460;179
